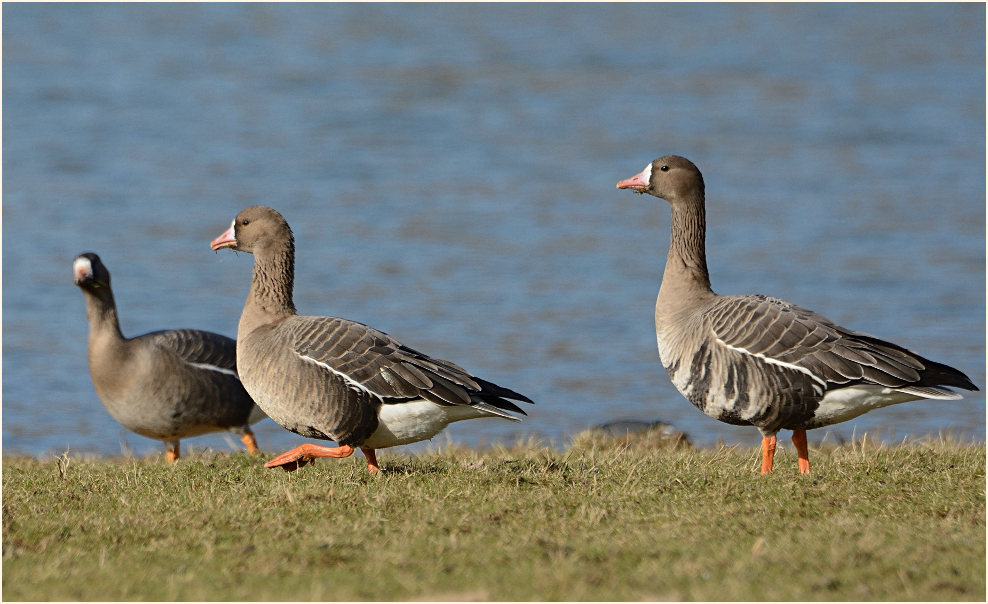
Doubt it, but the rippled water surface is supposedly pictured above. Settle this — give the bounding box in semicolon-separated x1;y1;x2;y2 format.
3;4;984;458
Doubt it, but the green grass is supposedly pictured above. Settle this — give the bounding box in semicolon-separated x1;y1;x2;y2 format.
3;432;985;601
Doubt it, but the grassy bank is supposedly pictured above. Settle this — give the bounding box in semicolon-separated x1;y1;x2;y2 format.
3;433;985;601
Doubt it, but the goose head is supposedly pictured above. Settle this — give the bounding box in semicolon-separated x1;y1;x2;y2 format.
72;252;111;291
616;155;705;205
210;205;293;256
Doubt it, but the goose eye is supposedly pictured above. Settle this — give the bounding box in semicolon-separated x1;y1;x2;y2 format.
241;218;250;226
660;165;669;172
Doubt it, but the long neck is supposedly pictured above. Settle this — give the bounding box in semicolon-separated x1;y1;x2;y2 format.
83;288;124;342
658;193;713;306
82;288;128;366
241;237;297;336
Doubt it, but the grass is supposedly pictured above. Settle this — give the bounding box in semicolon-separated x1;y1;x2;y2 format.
3;430;985;601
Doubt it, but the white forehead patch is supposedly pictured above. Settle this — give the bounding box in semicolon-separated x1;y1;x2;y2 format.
73;256;93;278
642;162;653;185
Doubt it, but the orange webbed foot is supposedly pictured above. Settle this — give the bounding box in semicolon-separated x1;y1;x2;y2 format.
165;441;180;463
361;448;380;474
265;444;355;472
760;434;777;475
792;429;811;474
241;431;259;455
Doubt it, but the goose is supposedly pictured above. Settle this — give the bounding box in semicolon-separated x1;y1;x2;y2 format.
209;206;533;473
73;252;265;461
616;156;978;474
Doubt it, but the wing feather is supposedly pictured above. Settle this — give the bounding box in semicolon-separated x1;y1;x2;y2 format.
146;329;238;373
707;294;972;392
289;316;530;415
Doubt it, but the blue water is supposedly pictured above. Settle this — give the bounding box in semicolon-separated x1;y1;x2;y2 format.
3;3;985;459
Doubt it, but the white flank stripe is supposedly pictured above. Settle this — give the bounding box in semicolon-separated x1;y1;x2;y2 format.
298;353;375;396
188;361;238;378
715;337;827;387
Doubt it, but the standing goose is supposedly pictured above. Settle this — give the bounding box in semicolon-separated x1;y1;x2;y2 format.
616;156;978;475
73;252;265;461
209;206;533;473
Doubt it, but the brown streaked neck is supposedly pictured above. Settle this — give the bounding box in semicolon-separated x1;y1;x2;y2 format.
657;192;714;311
240;236;298;337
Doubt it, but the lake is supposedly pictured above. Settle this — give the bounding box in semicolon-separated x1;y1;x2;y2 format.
3;3;984;459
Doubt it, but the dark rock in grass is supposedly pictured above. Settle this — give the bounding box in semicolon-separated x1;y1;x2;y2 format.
584;419;692;449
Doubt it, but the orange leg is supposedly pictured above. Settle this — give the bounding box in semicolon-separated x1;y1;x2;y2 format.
264;443;355;472
760;434;777;475
165;441;180;463
241;431;259;455
361;448;380;474
792;429;811;474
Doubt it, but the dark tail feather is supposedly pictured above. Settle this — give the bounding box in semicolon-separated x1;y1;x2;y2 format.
916;359;979;392
475;376;535;405
470;376;533;418
477;395;528;416
853;332;979;392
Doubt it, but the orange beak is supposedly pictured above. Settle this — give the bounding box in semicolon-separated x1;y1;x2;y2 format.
210;222;237;251
616;168;650;192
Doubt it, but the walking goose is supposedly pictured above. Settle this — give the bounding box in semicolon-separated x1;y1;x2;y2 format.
209;206;533;473
616;156;978;474
73;252;264;461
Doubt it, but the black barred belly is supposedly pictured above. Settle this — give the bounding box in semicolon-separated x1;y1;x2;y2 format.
664;341;822;434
